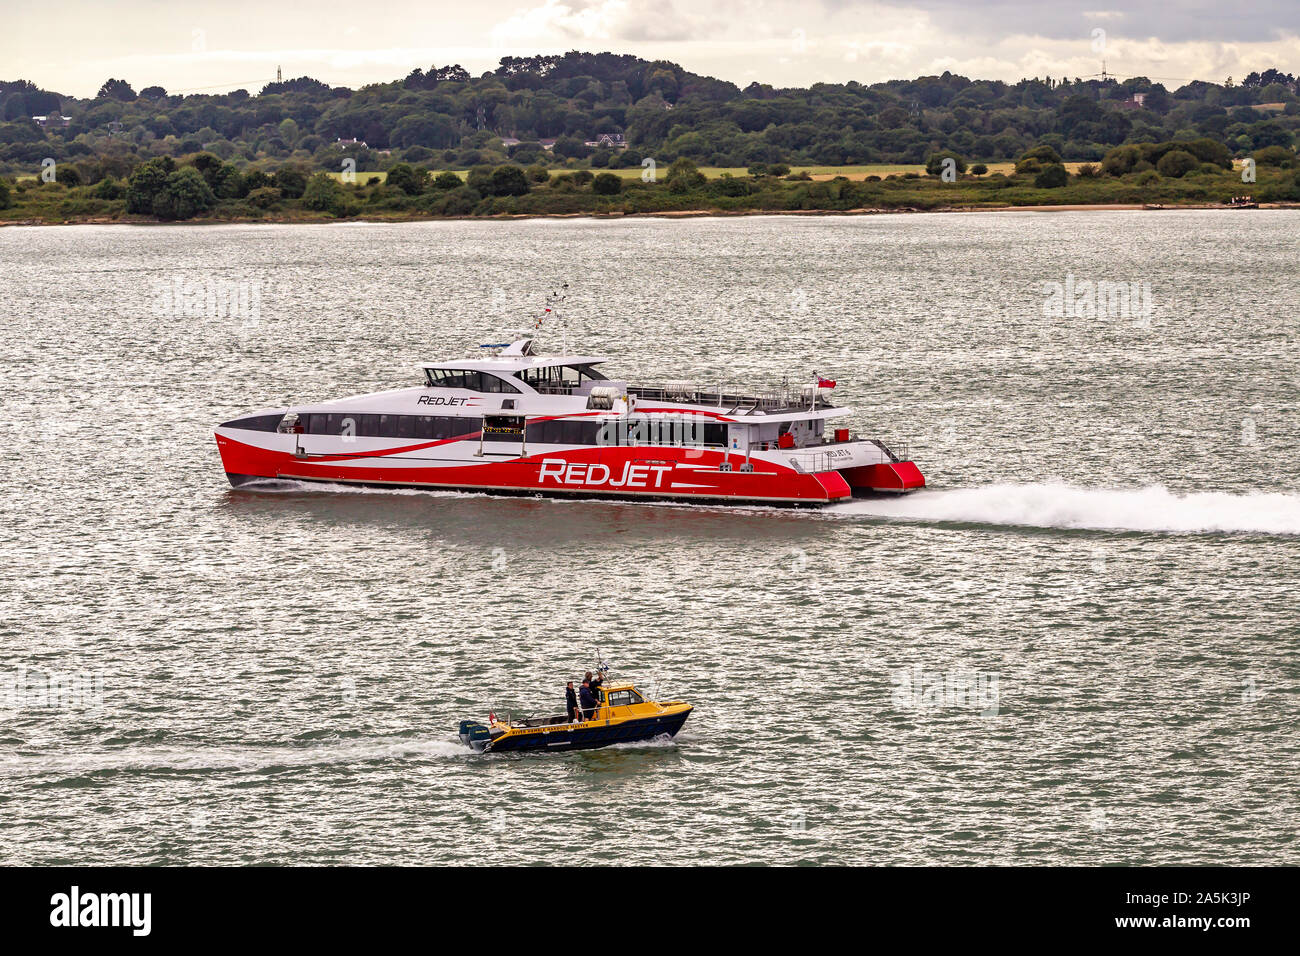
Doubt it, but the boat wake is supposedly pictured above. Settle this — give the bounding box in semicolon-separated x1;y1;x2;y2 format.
830;483;1300;535
0;736;467;780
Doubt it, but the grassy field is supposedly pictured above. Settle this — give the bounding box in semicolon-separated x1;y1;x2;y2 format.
326;162;1096;185
327;170;389;184
16;159;1218;187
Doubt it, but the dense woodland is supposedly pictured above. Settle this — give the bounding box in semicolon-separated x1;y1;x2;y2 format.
2;52;1297;176
1;52;1298;222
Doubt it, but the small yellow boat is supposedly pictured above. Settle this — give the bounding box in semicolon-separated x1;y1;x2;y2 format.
459;679;692;753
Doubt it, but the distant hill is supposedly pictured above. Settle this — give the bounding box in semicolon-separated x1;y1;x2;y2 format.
0;54;1296;173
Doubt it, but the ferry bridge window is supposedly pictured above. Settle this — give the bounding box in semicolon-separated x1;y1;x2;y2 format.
515;364;606;392
424;368;521;393
607;690;643;707
220;413;285;432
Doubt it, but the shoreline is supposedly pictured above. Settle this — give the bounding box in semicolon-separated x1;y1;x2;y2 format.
1;200;1293;228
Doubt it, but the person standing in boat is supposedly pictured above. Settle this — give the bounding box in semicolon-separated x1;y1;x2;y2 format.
565;681;579;723
586;671;605;717
578;678;597;722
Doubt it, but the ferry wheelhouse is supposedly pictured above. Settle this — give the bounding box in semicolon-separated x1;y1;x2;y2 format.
214;334;924;506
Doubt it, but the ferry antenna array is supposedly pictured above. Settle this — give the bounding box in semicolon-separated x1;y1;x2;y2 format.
533;281;570;355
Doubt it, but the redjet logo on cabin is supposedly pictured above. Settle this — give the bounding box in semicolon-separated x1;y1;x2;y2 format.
538;459;672;488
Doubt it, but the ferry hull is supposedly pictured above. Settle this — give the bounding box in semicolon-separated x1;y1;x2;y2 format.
840;461;926;494
216;432;864;506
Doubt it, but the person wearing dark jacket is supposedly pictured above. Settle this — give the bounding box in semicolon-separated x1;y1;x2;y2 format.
565;682;579;723
578;680;597;721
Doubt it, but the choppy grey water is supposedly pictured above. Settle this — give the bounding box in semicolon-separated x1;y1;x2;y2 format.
1;211;1297;865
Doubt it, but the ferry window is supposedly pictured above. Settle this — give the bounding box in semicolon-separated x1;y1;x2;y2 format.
425;368;520;393
515;364;607;391
445;417;478;439
526;420;557;444
524;419;601;445
221;413;283;432
414;416;436;440
425;368;472;389
607;690;642;707
480;373;520;394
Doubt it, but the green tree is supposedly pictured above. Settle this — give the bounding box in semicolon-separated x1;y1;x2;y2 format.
1020;144;1062;165
970;163;988;176
246;187;281;209
97;78;136;101
432;171;463;190
302;172;343;210
1252;145;1294;167
466;164;494;192
1034;163;1069;188
592;171;623;195
386;163;428;195
211;164;246;199
191;152;224;185
0;177;10;209
152;167;216;220
666;157;705;193
1156;149;1198;178
93;177;124;200
925;151;966;175
126;156;176;213
486;164;530;197
273;168;307;198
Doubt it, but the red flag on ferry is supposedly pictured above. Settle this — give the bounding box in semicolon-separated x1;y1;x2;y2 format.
817;376;836;389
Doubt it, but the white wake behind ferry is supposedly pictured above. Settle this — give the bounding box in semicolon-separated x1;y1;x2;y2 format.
214;333;923;506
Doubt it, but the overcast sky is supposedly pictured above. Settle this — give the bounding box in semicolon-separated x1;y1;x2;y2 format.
7;1;1300;98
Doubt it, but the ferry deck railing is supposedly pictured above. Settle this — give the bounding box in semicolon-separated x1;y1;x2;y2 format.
525;379;835;411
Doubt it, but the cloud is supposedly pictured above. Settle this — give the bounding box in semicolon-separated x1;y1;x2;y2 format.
8;0;1300;97
490;0;723;46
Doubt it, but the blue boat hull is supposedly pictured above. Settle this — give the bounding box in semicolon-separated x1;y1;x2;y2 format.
484;709;691;753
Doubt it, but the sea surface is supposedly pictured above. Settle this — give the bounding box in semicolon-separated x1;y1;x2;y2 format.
1;211;1297;865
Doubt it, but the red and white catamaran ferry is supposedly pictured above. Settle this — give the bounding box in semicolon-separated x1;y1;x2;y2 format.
214;333;924;506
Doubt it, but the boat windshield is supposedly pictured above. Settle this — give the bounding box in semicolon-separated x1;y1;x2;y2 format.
425;368;521;393
514;364;606;393
606;689;644;707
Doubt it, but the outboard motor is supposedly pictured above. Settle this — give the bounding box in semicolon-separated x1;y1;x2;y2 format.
459;720;494;751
